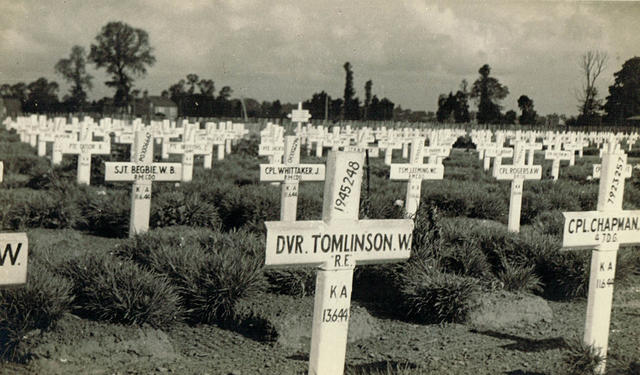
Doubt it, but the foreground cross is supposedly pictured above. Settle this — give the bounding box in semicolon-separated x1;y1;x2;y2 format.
260;135;325;221
493;142;542;232
264;151;414;375
561;138;640;374
389;137;444;218
105;129;182;237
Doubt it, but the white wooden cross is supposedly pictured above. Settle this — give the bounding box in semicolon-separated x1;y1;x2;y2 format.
390;137;444;218
39;118;76;164
166;124;210;182
0;233;28;288
260;135;325;221
544;139;573;181
58;126;111;185
509;134;542;166
287;102;311;135
483;137;513;171
493;142;542;232
259;124;285;163
264;151;414;375
343;128;379;157
201;122;226;168
377;129;402;165
105;129;182;237
561;137;640;374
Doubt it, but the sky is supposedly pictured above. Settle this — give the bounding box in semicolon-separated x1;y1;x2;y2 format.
1;0;639;116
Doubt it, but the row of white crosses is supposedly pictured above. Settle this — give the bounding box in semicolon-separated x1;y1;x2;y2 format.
4;115;249;186
561;136;639;374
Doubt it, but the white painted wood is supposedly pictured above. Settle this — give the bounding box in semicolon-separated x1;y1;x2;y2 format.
561;139;634;374
260;136;325;222
0;233;28;287
58;128;111;185
263;151;413;375
389;137;444;218
493;143;541;232
105;129;182;237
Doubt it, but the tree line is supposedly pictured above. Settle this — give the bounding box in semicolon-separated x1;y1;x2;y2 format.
1;21;639;126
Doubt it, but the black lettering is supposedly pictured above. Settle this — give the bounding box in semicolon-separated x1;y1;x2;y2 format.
0;243;21;266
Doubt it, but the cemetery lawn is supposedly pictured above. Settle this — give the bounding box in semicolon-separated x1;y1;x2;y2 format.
2;134;640;374
2;229;638;375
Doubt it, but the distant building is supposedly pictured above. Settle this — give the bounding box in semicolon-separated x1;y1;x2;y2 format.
133;96;178;119
0;97;22;119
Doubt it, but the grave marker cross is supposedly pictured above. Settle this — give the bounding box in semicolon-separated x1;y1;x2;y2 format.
105;129;182;237
493;142;542;232
561;138;640;374
264;151;414;375
389;137;444;218
260;135;325;221
59;126;111;185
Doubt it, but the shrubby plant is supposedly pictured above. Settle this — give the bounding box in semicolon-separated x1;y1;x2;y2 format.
400;259;481;324
0;261;73;362
59;252;182;327
117;227;265;324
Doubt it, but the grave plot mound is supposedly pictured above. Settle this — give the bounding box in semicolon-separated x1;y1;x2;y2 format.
233;293;381;351
467;290;553;330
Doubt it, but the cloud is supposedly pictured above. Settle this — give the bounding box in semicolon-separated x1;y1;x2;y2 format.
1;0;638;115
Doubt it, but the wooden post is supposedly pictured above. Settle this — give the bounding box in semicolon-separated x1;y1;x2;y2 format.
561;137;639;374
263;151;414;375
389;137;444;218
260;135;325;221
493;142;542;233
105;129;182;237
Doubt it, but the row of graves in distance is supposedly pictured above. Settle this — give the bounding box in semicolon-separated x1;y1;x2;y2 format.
1;104;640;374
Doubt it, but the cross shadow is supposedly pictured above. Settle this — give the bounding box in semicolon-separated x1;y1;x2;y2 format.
287;352;309;361
471;330;568;352
345;360;420;373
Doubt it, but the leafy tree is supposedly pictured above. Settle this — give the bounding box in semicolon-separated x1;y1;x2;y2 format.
218;86;232;101
303;91;332;121
89;21;156;109
168;79;186;115
55;45;93;111
330;98;343;120
215;86;233;117
0;84;12;97
342;62;359;120
24;77;59;113
454;81;470;123
198;79;215;97
503;110;517;125
186;74;199;94
517;95;537;125
437;84;469;123
577;50;607;126
604;56;640;125
437;93;455;122
363;80;372;120
6;83;28;105
471;64;509;124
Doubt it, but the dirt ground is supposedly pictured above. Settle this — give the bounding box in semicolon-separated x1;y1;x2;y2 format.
2;280;639;375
